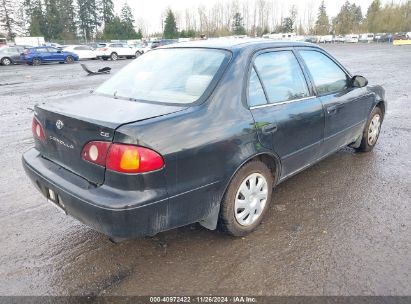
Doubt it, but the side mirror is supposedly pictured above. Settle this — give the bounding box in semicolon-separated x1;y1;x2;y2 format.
351;75;368;88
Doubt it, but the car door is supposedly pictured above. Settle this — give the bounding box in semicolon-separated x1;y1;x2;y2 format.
47;47;64;61
8;47;20;62
35;48;48;61
249;49;324;179
297;48;372;157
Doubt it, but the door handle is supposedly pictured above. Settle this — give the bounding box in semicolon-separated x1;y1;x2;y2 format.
262;123;278;134
327;103;345;115
327;105;337;115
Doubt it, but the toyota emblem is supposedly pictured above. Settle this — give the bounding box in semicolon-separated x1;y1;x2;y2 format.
56;120;64;130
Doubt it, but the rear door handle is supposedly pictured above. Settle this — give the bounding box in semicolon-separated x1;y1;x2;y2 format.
262;123;278;134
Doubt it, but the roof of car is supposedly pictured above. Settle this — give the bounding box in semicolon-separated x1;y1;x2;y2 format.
164;38;318;51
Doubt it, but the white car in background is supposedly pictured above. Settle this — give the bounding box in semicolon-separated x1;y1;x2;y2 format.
63;45;97;60
345;34;359;43
96;43;140;61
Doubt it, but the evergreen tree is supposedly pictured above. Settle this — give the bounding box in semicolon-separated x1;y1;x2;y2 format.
44;0;62;40
163;9;178;39
315;1;330;35
280;5;297;33
59;0;77;39
120;2;136;39
102;15;122;39
0;0;19;39
232;12;246;35
100;0;114;24
23;0;45;36
333;1;363;35
366;0;381;32
77;0;100;40
136;28;143;39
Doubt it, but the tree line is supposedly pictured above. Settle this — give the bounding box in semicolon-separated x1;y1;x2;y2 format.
0;0;142;41
1;0;410;41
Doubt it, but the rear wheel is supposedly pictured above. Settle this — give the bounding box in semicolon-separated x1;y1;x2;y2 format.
65;56;74;64
1;57;12;66
218;161;274;236
32;58;41;66
135;51;141;58
110;52;118;61
356;107;383;152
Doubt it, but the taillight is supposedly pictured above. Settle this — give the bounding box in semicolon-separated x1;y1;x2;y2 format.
81;142;164;173
107;144;164;173
81;141;111;166
101;48;107;51
32;117;46;141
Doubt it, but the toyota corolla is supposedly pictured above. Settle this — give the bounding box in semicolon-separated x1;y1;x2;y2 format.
22;40;386;241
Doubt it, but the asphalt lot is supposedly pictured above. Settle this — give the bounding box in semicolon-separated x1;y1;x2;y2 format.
0;44;410;296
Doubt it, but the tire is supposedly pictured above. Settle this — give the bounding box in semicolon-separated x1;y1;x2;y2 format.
32;58;41;66
65;56;74;64
356;107;383;152
135;51;141;58
1;57;12;66
110;52;118;61
218;160;274;236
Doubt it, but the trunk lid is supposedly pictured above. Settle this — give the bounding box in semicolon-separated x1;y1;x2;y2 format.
34;93;186;185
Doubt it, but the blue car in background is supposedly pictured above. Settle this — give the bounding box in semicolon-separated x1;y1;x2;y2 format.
21;47;79;65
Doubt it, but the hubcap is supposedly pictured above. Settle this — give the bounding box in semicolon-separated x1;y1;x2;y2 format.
368;114;381;146
3;58;11;65
112;54;117;60
234;173;268;226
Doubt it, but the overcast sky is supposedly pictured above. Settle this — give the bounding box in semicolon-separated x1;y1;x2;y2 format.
114;0;390;33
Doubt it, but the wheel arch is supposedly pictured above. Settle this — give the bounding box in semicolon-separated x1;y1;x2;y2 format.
198;151;281;230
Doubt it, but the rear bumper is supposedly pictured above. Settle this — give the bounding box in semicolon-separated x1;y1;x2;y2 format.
22;148;175;239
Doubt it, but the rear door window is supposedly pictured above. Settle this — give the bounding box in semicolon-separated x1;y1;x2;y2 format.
254;51;310;104
299;50;348;95
36;48;48;53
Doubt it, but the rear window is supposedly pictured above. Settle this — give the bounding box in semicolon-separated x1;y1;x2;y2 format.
96;48;230;104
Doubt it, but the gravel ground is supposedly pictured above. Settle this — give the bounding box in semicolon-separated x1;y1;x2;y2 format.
0;44;410;296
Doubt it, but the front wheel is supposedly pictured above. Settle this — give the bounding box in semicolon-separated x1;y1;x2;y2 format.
356;107;383;152
135;51;141;58
218;161;274;236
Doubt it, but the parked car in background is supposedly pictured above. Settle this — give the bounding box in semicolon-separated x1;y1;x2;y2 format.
393;32;408;40
44;42;64;49
23;40;386;241
21;47;79;65
0;46;26;65
304;36;318;43
319;35;333;43
96;43;140;60
333;35;346;43
359;33;374;43
345;34;359;43
63;45;97;60
150;39;179;49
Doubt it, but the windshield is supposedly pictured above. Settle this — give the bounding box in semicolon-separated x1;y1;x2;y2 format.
95;48;230;104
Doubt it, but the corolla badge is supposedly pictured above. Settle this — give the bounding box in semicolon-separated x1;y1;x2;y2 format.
56;120;64;130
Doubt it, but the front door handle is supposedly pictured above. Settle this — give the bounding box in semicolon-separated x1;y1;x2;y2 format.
262;123;278;134
327;103;344;115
